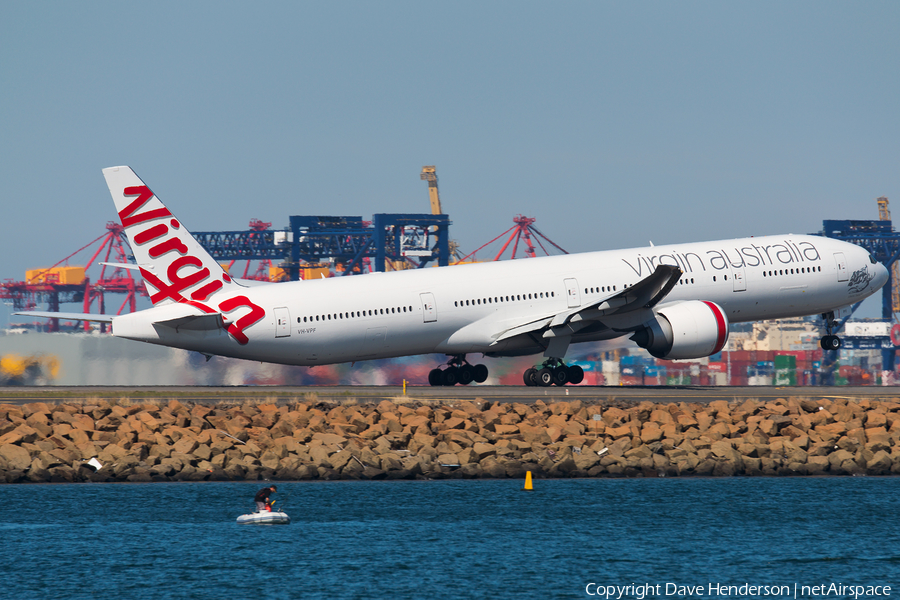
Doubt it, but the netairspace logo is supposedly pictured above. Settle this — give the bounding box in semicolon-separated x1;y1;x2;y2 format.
584;582;892;599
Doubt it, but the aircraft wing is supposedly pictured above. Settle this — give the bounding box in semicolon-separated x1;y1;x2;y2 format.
492;264;682;344
13;311;114;323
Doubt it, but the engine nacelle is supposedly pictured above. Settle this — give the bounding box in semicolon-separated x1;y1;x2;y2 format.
630;300;729;360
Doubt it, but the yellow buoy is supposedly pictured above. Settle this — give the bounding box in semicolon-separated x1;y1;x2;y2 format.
523;470;533;491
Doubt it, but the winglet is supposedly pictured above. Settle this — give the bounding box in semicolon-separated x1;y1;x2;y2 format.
102;167;240;306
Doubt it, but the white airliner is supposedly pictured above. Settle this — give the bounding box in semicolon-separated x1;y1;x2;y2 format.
16;167;890;386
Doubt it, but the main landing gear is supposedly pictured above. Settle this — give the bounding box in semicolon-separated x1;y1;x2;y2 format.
428;355;489;386
523;358;585;387
820;311;843;350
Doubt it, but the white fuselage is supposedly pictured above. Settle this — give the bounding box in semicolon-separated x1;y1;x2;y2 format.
110;233;888;366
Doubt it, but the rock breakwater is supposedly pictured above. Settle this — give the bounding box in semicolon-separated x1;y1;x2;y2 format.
2;396;900;483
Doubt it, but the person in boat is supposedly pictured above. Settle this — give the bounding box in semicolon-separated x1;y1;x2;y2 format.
254;485;277;512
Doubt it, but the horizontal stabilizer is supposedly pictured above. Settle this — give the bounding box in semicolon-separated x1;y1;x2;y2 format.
152;312;228;332
99;262;141;271
13;311;114;323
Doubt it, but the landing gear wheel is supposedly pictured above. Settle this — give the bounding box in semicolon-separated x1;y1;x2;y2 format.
472;364;488;383
441;366;459;386
568;365;584;385
524;368;537;386
552;366;569;386
428;368;443;387
821;335;842;350
458;364;475;385
536;367;554;387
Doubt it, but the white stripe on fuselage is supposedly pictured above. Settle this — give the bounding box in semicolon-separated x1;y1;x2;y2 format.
111;233;881;366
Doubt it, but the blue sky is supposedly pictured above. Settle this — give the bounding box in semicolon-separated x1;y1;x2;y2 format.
2;1;899;322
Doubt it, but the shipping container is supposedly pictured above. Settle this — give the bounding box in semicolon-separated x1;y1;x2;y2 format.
775;369;797;385
774;354;797;368
709;372;727;386
268;266;289;282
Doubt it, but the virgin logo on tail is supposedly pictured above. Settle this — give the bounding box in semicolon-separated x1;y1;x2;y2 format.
120;185;265;345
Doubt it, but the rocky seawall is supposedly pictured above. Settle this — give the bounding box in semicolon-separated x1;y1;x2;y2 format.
2;396;900;483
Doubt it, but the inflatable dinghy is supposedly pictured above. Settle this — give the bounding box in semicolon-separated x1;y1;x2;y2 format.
236;510;291;525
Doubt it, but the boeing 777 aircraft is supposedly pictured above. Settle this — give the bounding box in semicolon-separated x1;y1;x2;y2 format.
16;167;890;386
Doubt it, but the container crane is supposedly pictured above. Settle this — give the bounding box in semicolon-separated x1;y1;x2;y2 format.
420;166;464;263
456;214;568;263
420;165;442;214
3;222;144;332
877;196;900;316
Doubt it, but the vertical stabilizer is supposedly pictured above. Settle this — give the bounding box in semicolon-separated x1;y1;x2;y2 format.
102;166;240;306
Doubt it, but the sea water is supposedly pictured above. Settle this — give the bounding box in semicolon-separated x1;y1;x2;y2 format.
0;477;898;600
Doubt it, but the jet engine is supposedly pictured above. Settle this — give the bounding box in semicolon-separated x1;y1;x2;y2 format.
630;300;728;360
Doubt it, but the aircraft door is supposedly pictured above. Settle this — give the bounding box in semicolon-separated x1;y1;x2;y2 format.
564;278;580;308
834;252;848;282
731;267;746;292
420;292;437;323
274;307;291;338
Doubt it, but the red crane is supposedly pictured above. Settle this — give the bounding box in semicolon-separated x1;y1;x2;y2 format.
1;222;145;332
81;222;141;330
456;215;568;263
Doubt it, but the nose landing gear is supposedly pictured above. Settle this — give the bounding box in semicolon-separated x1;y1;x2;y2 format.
523;359;584;387
820;311;843;350
428;355;489;386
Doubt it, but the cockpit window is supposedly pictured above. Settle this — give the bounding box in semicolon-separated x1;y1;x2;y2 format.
869;253;877;264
